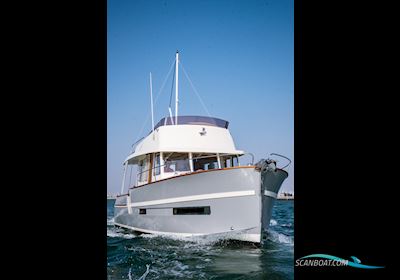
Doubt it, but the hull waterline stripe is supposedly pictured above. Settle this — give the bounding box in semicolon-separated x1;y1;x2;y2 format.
114;222;202;236
113;222;261;242
115;190;256;208
264;190;277;198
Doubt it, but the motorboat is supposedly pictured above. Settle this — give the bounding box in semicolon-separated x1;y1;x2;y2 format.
114;51;289;243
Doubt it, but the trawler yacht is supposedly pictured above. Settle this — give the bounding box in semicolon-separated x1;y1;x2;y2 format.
114;52;289;243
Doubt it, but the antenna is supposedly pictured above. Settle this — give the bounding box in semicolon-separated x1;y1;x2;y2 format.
175;50;179;125
149;72;154;133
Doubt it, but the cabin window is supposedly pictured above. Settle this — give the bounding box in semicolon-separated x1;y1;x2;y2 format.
164;153;190;173
192;154;219;171
139;209;146;214
137;160;144;181
222;156;232;168
137;155;150;182
233;155;239;167
153;153;161;175
173;206;211;215
205;161;218;170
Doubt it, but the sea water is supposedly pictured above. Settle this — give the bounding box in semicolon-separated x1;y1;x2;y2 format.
107;199;293;279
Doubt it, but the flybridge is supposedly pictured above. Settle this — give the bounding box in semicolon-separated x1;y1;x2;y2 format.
153;116;229;130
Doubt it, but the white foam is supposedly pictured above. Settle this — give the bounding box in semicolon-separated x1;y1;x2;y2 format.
281;223;293;228
137;264;150;280
107;218;115;226
139;230;252;245
139;232;216;245
128;268;132;280
270;219;278;226
267;230;293;245
107;227;137;239
163;261;194;278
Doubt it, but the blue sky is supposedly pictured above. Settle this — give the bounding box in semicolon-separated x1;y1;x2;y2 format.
108;0;293;194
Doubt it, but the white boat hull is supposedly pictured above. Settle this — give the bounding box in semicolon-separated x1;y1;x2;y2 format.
114;166;288;243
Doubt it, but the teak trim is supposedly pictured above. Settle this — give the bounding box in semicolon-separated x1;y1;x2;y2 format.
131;165;256;189
148;154;154;184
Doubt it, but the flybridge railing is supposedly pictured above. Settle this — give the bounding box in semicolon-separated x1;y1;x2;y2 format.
134;153;255;186
130;137;144;154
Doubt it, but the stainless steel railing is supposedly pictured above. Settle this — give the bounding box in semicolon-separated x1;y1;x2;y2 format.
269;153;291;169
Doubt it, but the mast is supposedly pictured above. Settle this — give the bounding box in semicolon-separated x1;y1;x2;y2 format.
175;51;179;125
149;72;154;133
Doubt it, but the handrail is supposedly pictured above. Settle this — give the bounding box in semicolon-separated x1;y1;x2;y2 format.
130;137;145;153
270;153;291;169
241;153;254;165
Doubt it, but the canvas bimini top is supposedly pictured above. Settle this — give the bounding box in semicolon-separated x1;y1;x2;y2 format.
154;116;229;130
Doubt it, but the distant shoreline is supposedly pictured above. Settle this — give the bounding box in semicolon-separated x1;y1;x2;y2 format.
277;192;294;200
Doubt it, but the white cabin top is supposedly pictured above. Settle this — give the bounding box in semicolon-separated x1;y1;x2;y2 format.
125;116;244;164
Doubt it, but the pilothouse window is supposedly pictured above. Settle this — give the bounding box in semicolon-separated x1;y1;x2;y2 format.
164;153;190;173
221;156;231;168
154;153;160;175
137;155;150;183
233;155;239;167
220;155;240;168
192;154;219;171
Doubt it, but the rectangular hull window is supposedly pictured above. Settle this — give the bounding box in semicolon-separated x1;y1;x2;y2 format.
173;206;211;215
139;209;146;214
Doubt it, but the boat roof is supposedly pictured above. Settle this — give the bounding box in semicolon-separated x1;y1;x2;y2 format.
154;116;229;130
125;116;242;163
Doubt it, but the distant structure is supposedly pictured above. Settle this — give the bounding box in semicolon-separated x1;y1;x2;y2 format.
277;192;294;200
107;193;117;199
